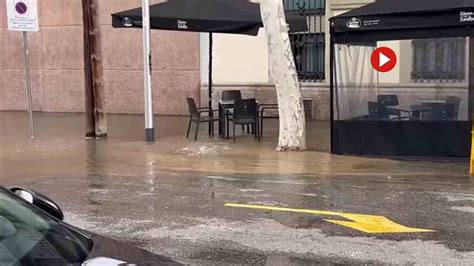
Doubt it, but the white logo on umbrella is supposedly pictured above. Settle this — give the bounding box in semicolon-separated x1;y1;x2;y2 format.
122;17;133;27
177;20;188;29
346;17;362;29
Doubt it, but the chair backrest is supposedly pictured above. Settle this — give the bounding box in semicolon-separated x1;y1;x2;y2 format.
430;104;454;121
186;98;199;118
377;95;399;106
368;102;378;117
368;101;389;119
233;99;258;119
446;96;461;120
222;90;242;101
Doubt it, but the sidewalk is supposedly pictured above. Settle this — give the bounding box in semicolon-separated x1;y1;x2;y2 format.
0;111;469;179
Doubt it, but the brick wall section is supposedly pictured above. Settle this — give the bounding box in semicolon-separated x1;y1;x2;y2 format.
0;0;200;115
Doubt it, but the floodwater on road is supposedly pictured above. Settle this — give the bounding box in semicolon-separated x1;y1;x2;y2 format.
0;112;469;178
1;111;473;264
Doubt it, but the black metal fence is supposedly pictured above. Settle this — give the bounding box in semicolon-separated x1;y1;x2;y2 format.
284;0;325;82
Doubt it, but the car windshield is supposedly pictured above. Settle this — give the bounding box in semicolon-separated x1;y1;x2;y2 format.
0;188;92;265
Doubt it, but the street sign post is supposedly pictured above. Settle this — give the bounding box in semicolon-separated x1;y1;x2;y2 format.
6;0;39;139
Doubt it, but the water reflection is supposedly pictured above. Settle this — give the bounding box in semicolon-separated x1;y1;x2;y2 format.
85;140;108;210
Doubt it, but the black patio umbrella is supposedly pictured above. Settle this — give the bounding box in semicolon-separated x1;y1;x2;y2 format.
112;0;308;133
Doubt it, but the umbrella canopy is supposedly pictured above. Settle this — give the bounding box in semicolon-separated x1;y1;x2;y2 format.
112;0;308;34
112;0;262;35
331;0;474;43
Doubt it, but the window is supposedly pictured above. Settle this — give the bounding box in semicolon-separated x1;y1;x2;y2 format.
284;0;325;82
412;38;465;81
285;0;325;14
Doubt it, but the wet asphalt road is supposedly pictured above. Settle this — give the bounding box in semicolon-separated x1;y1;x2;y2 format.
1;112;474;264
3;171;474;264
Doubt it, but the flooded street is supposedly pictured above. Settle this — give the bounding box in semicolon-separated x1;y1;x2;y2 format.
1;112;474;264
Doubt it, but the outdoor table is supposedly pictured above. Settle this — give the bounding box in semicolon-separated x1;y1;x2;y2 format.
387;105;433;120
420;99;446;104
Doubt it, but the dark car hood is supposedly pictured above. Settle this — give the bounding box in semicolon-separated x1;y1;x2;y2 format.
85;234;181;265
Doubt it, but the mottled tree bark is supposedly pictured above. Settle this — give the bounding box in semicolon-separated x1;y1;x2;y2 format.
260;0;306;151
82;0;107;138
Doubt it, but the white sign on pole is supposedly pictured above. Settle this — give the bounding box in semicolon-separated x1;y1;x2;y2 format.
6;0;39;32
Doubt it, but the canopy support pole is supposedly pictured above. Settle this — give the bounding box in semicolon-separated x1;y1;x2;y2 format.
329;28;335;154
208;33;213;135
469;36;474;176
142;0;154;142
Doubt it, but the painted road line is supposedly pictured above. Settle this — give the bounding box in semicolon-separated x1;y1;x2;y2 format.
225;203;435;234
207;176;318;185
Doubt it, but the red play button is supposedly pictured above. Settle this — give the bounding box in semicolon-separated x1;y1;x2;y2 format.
371;47;397;72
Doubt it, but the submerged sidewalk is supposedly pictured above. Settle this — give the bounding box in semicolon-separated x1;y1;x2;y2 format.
0;111;469;179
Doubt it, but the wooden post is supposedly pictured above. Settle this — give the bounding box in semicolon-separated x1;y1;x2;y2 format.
82;0;107;138
82;0;95;138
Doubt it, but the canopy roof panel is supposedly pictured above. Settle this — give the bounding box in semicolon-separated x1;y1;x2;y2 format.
112;0;307;35
337;0;474;17
331;0;474;43
112;0;262;35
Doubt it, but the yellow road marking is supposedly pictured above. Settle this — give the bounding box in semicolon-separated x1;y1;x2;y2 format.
225;203;435;234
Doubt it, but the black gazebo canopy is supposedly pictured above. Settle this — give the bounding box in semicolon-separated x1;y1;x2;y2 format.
331;0;474;43
329;0;474;158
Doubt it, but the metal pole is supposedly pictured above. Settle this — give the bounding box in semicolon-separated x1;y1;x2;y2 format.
208;33;213;135
329;27;335;154
142;0;154;141
469;36;474;176
22;31;35;139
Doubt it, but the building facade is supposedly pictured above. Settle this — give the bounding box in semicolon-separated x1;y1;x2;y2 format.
0;0;200;115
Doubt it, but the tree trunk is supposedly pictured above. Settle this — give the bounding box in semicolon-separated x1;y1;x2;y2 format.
260;0;306;151
82;0;107;138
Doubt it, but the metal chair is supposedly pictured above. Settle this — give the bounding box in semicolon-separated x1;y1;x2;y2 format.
221;90;250;134
222;90;242;101
259;103;278;137
377;95;399;106
446;96;461;120
186;98;219;140
368;101;389;120
228;99;260;142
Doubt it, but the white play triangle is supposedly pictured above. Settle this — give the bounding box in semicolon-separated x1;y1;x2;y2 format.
379;52;390;67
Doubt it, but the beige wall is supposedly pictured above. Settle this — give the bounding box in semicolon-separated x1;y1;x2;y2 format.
331;0;373;10
213;32;269;84
0;0;200;115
